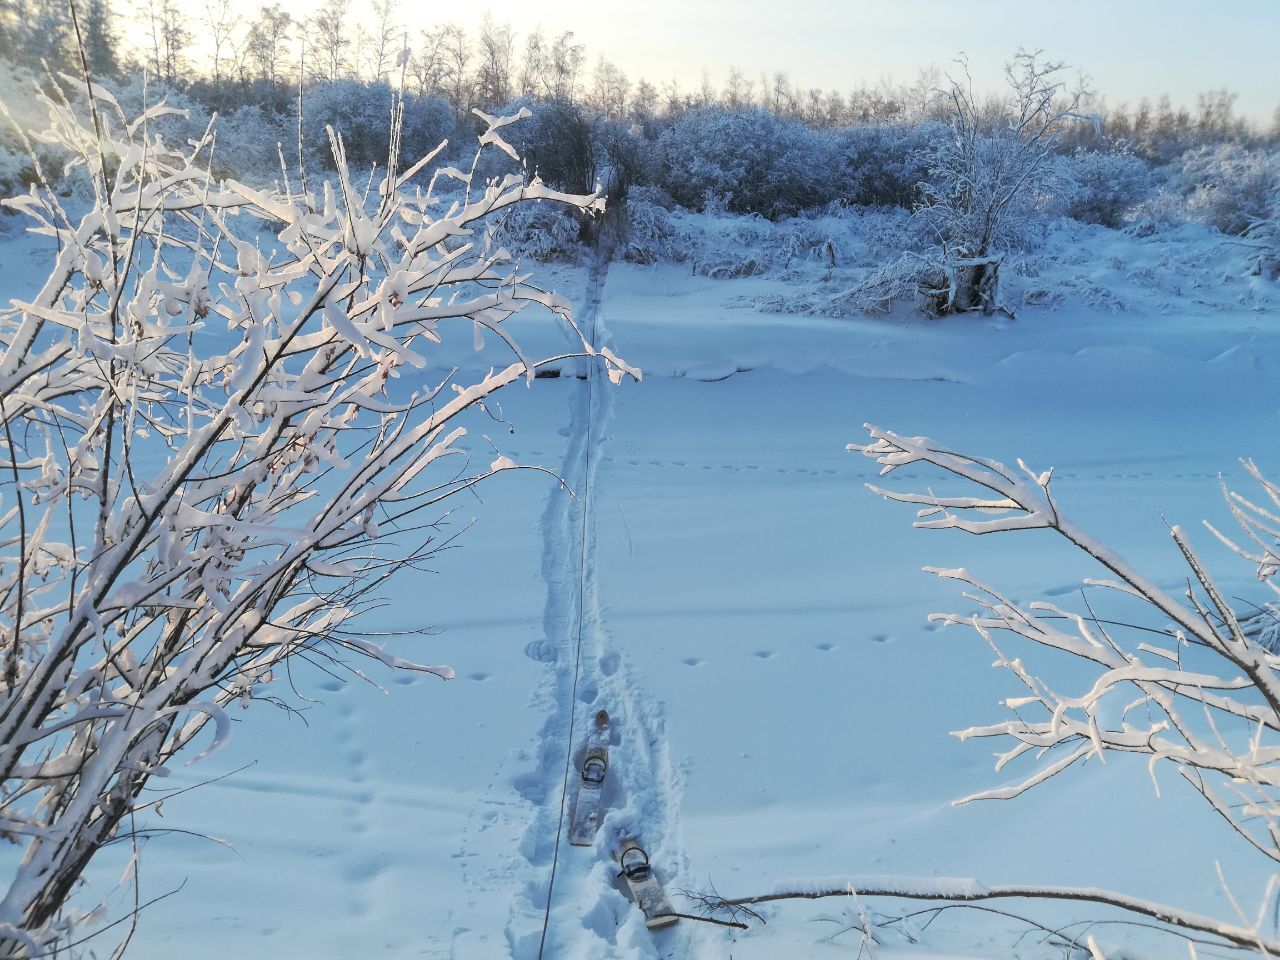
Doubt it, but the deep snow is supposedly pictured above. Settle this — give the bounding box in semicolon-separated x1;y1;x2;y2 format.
3;210;1279;958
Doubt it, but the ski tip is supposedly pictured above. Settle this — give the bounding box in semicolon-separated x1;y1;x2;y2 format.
645;913;679;930
594;709;609;727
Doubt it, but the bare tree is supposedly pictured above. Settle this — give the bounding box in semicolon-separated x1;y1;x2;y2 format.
474;12;513;108
308;0;351;84
631;78;659;125
0;73;628;955
411;24;450;99
590;56;629;121
246;2;293;101
660;78;683;119
440;22;472;120
203;0;236;103
360;0;400;84
518;27;549;98
548;30;583;102
723;65;751;112
140;0;190;86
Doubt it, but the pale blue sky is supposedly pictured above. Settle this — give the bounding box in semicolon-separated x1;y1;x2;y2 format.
176;0;1279;122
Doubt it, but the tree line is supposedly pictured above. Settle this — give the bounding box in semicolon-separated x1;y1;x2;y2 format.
2;0;1275;155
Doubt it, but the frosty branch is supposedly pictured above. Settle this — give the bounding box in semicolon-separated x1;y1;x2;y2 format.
0;74;632;957
844;424;1280;950
704;425;1280;954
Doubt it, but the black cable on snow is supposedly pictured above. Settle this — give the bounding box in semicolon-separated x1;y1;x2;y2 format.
536;234;607;960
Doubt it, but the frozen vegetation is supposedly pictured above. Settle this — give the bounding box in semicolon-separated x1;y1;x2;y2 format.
1;5;1279;958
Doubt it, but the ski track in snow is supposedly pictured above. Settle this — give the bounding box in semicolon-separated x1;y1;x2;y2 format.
445;246;696;959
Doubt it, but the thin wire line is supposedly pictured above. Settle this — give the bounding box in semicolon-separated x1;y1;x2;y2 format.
536;230;605;960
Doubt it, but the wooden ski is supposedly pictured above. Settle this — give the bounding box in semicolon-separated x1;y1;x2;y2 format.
616;839;678;928
568;710;610;846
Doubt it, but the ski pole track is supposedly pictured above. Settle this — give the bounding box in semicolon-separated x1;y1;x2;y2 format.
485;244;701;959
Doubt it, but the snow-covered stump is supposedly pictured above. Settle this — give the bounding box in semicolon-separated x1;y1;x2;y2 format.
0;76;636;956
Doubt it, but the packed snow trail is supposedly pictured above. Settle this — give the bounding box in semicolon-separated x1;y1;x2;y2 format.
500;239;697;959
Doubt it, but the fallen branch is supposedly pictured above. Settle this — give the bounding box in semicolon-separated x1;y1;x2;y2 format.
707;877;1280;954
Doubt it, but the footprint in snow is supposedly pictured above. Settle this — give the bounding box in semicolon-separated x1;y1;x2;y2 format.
468;671;491;682
682;657;703;667
753;650;777;660
815;642;837;652
870;634;894;644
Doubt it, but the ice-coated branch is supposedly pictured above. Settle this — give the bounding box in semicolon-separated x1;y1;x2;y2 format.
707;876;1280;954
834;423;1280;951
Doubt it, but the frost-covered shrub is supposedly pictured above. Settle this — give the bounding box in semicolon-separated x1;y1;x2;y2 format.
0;145;35;199
0;62;73;197
301;79;396;170
0;87;621;954
835;122;944;208
492;198;587;261
210;105;292;183
655;106;844;219
912;51;1086;316
621;184;682;263
105;76;214;152
1060;148;1153;228
300;81;452;174
1176;143;1279;236
479;96;596;196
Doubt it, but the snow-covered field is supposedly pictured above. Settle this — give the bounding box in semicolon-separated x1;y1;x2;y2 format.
4;212;1278;958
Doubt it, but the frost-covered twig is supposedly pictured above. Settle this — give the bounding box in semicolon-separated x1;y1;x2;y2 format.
821;423;1280;954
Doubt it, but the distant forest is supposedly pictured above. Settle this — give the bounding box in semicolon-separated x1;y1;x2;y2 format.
1;0;1277;255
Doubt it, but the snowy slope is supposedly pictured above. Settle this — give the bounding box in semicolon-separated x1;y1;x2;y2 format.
5;212;1279;958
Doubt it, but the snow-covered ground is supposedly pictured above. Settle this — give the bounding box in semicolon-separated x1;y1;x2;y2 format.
5;212;1279;958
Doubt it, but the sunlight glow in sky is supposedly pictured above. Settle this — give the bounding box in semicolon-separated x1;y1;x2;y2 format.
165;0;1278;121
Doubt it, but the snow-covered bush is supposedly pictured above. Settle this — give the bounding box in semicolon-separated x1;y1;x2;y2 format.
0;76;630;956
835;121;945;208
492;197;587;261
492;97;597;196
103;75;215;156
1177;143;1279;236
208;104;293;184
1059;148;1153;228
620;184;682;264
655;106;845;219
0;62;73;199
300;81;453;175
913;50;1088;316
1246;214;1280;280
